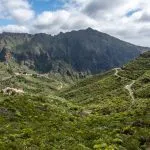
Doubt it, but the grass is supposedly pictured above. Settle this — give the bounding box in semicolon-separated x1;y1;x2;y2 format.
0;52;150;149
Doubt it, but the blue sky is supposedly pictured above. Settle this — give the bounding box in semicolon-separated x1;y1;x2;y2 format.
31;0;64;14
0;0;65;26
0;0;150;46
0;19;15;25
126;8;142;17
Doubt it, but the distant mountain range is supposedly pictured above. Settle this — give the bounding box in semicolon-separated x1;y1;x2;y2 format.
0;28;149;76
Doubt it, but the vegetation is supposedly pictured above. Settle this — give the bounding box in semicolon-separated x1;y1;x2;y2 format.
0;51;150;149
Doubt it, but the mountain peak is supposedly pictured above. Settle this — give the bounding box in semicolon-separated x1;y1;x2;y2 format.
86;27;94;31
0;28;148;74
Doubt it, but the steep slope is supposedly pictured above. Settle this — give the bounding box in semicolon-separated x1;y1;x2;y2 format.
0;28;148;76
0;60;70;95
60;51;150;149
0;51;150;149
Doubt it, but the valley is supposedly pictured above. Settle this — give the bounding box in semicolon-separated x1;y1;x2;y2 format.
0;50;149;150
1;0;150;149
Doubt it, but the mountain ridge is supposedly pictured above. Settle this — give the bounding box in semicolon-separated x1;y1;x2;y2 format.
0;28;149;76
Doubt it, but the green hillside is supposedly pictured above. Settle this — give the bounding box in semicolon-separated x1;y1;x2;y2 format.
0;52;150;149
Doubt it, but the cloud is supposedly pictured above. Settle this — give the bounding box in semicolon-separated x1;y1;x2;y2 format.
33;9;97;34
33;10;70;33
138;12;150;22
0;25;29;33
82;0;122;16
0;0;150;46
0;0;35;23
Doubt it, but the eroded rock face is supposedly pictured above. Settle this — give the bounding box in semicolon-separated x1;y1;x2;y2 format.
2;87;24;95
0;29;146;76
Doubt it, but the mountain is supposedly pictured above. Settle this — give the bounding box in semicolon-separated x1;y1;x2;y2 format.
0;28;149;76
0;49;150;149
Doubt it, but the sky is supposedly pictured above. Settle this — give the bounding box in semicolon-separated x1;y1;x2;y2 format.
0;0;150;46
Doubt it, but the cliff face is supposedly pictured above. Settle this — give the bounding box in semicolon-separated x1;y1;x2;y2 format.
0;28;148;75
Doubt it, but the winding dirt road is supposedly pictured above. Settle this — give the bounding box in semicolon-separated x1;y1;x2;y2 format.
125;80;135;103
114;68;135;105
114;68;122;78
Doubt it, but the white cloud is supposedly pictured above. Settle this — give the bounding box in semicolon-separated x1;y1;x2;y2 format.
33;10;70;33
0;0;150;46
0;0;35;23
32;9;97;34
0;25;29;33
